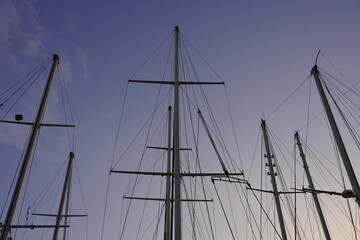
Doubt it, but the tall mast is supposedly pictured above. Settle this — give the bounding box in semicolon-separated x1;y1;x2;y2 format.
261;119;288;240
295;132;331;240
121;27;229;239
164;106;172;240
312;65;360;207
53;152;74;240
173;25;182;240
1;54;60;240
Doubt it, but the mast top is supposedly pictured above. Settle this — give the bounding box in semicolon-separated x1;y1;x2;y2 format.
311;65;318;75
175;26;179;31
53;54;60;64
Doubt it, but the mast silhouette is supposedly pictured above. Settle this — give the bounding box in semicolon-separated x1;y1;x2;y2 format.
0;55;60;240
312;65;360;207
164;106;172;240
295;131;331;240
261;119;288;240
113;26;237;239
173;26;182;240
53;152;74;240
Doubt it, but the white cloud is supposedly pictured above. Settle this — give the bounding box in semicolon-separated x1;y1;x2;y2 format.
0;1;19;43
59;54;73;84
0;1;78;150
0;124;29;149
0;0;46;67
76;48;89;81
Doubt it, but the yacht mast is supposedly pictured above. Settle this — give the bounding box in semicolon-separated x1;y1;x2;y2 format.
295;132;331;240
0;54;60;240
119;26;230;239
53;152;74;240
311;65;360;207
173;25;182;240
164;106;172;240
261;119;288;240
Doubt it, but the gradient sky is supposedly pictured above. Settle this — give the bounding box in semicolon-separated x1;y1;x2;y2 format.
1;1;360;239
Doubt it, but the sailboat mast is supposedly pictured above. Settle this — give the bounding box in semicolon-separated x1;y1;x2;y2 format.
164;106;172;240
261;119;288;240
173;25;182;240
295;132;331;240
312;65;360;207
0;54;60;240
53;152;74;240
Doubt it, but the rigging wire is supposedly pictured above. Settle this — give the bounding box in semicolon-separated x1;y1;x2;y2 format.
0;131;29;220
0;56;52;105
39;133;68;154
212;182;236;240
14;142;37;239
298;65;360;132
135;121;168;240
295;66;360;238
3;55;81;239
180;51;218;239
320;72;360;239
111;86;173;170
180;40;219;239
180;64;199;239
100;82;131;240
128;30;173;80
266;75;312;121
181;60;212;239
73;159;89;230
321;72;360;149
117;42;171;240
304;77;312;187
250;189;282;239
1;60;52;120
58;63;76;152
180;34;242;175
224;84;245;172
319;52;359;90
225;182;239;239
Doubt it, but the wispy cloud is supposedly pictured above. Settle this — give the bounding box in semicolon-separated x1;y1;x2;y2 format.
76;48;89;81
0;1;83;153
0;124;29;149
0;0;46;68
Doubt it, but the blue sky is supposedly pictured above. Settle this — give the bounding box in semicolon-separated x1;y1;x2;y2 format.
1;0;360;239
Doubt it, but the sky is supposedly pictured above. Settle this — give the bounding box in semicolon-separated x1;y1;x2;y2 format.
0;0;360;239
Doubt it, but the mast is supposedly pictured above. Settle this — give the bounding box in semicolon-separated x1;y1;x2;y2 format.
1;54;60;240
173;25;182;240
295;132;331;240
120;27;230;239
261;119;288;240
53;152;74;240
312;65;360;207
164;106;172;240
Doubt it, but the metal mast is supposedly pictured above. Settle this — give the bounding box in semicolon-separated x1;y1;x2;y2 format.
261;119;288;240
173;25;182;240
1;54;60;240
312;65;360;207
295;132;331;240
53;152;74;240
164;106;172;240
119;27;231;239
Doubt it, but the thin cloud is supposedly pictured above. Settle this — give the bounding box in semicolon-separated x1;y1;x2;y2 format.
0;124;29;149
0;0;46;68
76;48;89;81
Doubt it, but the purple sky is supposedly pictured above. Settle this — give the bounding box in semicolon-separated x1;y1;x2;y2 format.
1;0;360;239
